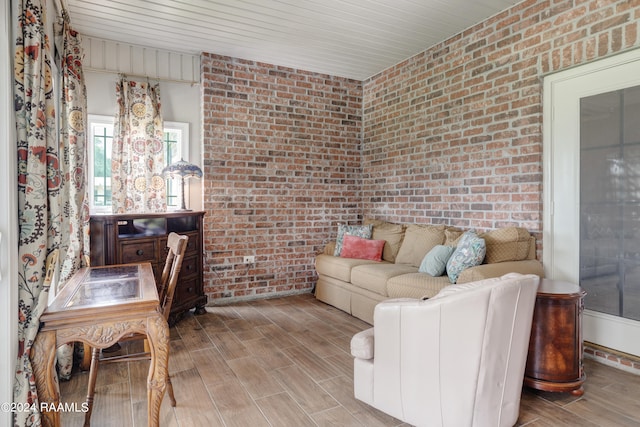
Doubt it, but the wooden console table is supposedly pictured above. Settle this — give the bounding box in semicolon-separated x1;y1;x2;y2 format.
30;263;169;427
90;211;207;324
524;278;586;395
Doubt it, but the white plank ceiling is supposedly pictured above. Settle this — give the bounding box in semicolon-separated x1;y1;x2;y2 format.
66;0;521;80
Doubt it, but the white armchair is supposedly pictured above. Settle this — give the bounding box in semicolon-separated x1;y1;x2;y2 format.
351;273;540;427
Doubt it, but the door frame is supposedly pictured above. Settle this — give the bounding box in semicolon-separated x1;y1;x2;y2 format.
543;48;640;357
1;0;18;418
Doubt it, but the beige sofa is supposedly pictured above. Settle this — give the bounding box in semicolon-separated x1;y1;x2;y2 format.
314;220;544;324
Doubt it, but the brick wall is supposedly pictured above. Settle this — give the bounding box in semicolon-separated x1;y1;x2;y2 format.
201;0;640;302
362;0;640;243
201;54;362;301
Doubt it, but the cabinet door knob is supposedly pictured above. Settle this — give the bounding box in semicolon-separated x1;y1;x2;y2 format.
136;249;144;256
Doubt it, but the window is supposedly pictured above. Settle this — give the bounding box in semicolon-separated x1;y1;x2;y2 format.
88;115;189;212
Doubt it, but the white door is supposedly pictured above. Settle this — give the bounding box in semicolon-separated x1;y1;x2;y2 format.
544;49;640;357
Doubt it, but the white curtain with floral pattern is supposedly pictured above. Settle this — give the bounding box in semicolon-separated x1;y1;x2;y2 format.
111;77;166;213
13;0;89;424
52;10;91;382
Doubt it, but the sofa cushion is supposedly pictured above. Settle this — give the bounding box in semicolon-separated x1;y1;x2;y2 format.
446;231;486;283
315;254;380;282
444;227;464;246
387;273;451;299
395;224;445;268
351;263;418;296
334;224;373;256
419;245;455;276
364;218;405;263
480;227;532;263
340;235;385;261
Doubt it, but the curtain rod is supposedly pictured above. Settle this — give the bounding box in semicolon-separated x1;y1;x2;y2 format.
84;68;200;86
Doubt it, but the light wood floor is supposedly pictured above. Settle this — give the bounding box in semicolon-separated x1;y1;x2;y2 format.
59;292;640;427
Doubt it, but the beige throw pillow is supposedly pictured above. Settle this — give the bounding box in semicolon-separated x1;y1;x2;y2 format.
395;224;445;268
364;218;405;263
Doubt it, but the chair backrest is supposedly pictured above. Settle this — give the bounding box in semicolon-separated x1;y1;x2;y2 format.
45;249;60;306
157;233;189;320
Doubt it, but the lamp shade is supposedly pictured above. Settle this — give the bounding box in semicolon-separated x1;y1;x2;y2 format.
162;159;202;211
162;159;203;179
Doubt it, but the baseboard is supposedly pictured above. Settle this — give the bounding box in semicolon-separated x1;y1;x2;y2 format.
205;289;312;306
584;341;640;375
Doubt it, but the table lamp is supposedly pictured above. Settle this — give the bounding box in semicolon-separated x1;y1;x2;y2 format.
162;159;203;211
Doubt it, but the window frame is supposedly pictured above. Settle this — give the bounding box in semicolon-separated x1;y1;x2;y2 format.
87;114;189;213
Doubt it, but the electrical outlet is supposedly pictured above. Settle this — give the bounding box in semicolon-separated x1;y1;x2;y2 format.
243;255;255;264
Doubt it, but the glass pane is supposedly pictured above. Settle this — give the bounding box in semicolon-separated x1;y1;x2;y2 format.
581;86;640;321
89;118;186;210
66;265;141;308
581;91;621;150
624;86;640;144
164;129;182;207
92;123;113;207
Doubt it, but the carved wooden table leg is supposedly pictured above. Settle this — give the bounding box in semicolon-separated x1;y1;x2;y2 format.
83;347;101;426
145;312;170;426
31;330;60;427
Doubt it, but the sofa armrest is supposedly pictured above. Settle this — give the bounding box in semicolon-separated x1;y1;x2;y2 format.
351;327;375;360
457;259;544;284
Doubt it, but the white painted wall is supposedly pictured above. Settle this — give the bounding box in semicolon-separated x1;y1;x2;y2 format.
84;44;203;211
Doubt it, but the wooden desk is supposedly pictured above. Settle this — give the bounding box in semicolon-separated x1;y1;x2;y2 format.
30;263;169;427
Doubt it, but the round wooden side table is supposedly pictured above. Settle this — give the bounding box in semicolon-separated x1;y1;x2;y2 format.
524;278;587;395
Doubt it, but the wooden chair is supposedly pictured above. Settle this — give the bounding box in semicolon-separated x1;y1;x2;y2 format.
44;249;60;299
83;232;189;426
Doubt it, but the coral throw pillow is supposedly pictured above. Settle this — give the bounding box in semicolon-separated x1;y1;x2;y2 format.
340;234;385;261
333;224;373;256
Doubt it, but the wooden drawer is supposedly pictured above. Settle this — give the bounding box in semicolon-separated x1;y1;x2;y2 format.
180;255;199;278
159;231;199;258
184;232;199;255
175;277;199;303
119;240;157;263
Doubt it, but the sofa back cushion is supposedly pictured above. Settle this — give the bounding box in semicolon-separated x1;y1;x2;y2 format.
364;219;405;263
395;224;445;268
444;227;464;246
480;227;532;264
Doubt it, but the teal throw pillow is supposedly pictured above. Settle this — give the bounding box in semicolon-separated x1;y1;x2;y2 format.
419;245;455;277
446;231;486;283
334;224;373;256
